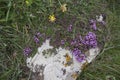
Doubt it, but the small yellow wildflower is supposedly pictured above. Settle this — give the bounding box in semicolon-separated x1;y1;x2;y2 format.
25;0;32;6
49;14;56;22
26;0;29;5
60;4;67;12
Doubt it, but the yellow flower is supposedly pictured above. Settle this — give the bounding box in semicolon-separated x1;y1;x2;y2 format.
25;0;29;5
60;4;67;12
49;14;56;22
25;0;32;6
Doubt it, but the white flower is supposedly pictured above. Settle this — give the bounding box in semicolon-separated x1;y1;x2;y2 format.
96;14;104;22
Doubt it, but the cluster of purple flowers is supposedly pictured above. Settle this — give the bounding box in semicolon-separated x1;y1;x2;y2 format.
23;47;32;56
82;32;97;48
72;48;85;62
71;32;97;62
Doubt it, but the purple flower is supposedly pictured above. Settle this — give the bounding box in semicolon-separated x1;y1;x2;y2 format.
82;32;97;48
61;40;65;45
75;54;85;62
72;48;81;56
34;36;39;43
33;32;41;44
72;48;85;62
67;24;72;32
23;47;32;56
36;32;41;37
90;19;97;30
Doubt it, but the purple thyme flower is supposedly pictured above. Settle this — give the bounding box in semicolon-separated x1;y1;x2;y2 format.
61;40;65;45
23;47;32;56
75;54;86;62
36;32;41;37
90;19;97;30
67;24;72;32
34;36;39;43
85;32;96;40
35;32;42;38
82;32;97;48
72;48;85;62
33;32;41;43
72;48;81;57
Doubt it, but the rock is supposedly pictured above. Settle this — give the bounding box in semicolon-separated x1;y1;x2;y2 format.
26;39;100;80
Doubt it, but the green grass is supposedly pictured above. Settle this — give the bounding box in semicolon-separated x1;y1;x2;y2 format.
77;0;120;80
0;0;120;80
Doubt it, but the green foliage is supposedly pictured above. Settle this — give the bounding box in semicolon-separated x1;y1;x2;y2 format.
0;0;120;80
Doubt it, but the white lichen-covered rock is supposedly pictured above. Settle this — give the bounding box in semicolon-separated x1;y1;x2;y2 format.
26;40;100;80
